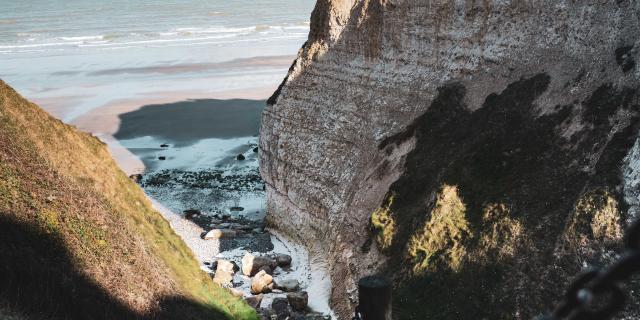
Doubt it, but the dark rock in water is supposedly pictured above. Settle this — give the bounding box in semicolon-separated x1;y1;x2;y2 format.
275;254;292;267
287;291;308;312
129;174;143;183
237;154;246;161
245;294;263;309
160;143;169;148
253;147;259;153
158;156;166;160
271;298;291;318
275;279;300;292
230;206;244;212
183;209;200;218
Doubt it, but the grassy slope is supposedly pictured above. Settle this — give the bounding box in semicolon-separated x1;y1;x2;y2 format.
0;80;257;320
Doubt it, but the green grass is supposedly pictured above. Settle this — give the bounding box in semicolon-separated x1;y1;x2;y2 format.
0;80;257;319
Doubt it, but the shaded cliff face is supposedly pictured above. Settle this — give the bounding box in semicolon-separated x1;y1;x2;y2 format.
260;0;640;319
0;81;257;320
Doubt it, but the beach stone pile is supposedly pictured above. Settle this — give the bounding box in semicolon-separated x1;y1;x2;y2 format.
208;251;329;320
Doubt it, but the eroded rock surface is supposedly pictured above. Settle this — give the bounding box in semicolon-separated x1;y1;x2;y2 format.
260;0;640;318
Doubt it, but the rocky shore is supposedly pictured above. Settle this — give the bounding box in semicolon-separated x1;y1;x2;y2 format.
130;138;334;319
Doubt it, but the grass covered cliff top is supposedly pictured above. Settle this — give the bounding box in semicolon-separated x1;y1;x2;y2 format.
0;80;257;320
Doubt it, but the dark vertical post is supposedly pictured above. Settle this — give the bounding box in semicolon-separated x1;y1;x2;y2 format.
357;275;392;320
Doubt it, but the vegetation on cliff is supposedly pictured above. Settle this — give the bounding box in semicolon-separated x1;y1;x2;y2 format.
0;80;257;320
376;74;638;319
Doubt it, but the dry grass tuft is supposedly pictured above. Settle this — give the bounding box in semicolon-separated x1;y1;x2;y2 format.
407;185;471;273
370;194;396;251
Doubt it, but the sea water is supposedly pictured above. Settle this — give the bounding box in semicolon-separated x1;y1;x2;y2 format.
0;0;315;121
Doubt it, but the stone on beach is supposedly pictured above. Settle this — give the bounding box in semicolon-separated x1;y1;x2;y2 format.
213;260;235;287
258;265;273;275
275;254;292;267
245;294;263;309
230;261;240;273
250;270;273;294
204;229;236;240
287;291;308;311
274;279;300;292
129;174;143;183
183;209;200;218
271;297;291;318
242;252;276;276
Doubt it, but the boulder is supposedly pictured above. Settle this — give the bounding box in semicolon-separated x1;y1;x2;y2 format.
250;270;273;294
204;229;237;240
271;297;290;318
183;209;200;218
287;291;308;312
158;156;166;160
237;154;246;161
242;252;276;276
129;174;143;183
274;254;292;267
160;143;169;148
245;294;263;309
253;147;259;153
258;265;273;275
213;260;235;287
274;279;299;292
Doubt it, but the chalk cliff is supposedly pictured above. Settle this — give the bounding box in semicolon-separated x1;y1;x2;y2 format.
260;1;640;319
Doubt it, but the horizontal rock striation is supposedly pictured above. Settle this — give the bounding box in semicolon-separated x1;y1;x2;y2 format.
260;0;640;318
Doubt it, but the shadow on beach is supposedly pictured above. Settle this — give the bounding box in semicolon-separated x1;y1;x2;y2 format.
114;99;266;147
0;215;230;320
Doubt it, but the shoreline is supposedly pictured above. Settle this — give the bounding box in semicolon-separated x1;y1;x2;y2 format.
71;88;334;317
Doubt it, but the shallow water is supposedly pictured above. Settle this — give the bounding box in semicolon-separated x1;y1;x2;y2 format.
0;0;314;122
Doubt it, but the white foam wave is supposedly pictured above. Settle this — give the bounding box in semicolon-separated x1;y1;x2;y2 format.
59;35;105;42
0;24;309;53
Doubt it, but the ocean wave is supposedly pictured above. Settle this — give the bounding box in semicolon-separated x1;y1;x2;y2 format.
59;35;105;42
0;23;309;53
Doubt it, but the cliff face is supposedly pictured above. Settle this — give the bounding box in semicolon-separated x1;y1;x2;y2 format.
0;81;256;320
260;1;640;318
